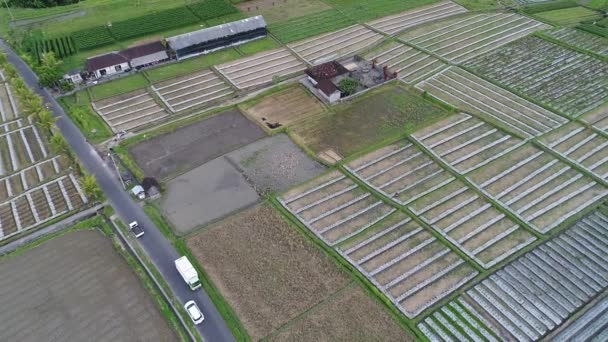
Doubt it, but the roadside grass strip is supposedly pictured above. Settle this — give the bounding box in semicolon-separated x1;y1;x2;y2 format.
466;144;608;233
278;170;478;318
399;13;549;63
287;25;384;65
0;173;87;240
539;122;608;183
91;89;169;133
151;69;235;113
0;83;21;123
464;36;608;116
543;27;608;57
415;67;568;139
412;113;524;174
553;296;608;341
362;41;448;85
462;209;608;341
215;47;306;90
366;1;468;36
418;297;501;342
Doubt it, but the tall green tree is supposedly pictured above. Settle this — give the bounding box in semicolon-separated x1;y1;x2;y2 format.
36;52;63;88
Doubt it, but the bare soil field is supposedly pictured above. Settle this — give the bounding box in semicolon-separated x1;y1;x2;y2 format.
187;205;351;340
0;230;175;341
268;285;414;342
240;85;327;131
129;109;266;180
292;84;451;158
160;156;259;235
225;134;326;194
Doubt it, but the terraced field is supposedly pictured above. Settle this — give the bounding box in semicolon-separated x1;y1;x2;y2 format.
399;13;549;63
288;25;384;65
92;89;169;132
467;144;608;233
420;209;608;341
278;170;478;318
543;27;608;57
0;123;50;174
416;67;568;139
464;36;608;116
152;69;235;113
215;48;306;90
362;41;447;84
0;83;20;123
0;174;87;239
366;1;467;36
539;122;608;182
412;113;524;174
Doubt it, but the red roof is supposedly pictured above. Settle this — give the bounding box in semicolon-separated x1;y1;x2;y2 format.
85;53;128;72
306;61;349;80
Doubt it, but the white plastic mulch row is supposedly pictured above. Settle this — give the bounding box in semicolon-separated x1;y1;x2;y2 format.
92;91;169;132
288;25;384;65
367;1;467;36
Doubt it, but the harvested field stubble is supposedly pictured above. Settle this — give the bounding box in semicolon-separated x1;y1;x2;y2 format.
187;205;351;340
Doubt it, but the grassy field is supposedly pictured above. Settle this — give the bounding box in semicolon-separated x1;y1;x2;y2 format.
326;0;440;21
291;83;453;157
269;9;355;43
533;6;602;25
145;48;241;83
88;73;149;100
452;0;510;10
237;37;280;55
236;0;330;23
59;91;113;143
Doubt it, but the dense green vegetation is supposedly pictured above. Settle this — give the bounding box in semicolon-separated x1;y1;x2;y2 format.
188;0;238;20
327;0;439;21
7;0;79;8
59;91;113;144
534;6;602;25
109;7;200;40
269;9;355;43
33;36;75;60
72;26;115;50
521;0;578;14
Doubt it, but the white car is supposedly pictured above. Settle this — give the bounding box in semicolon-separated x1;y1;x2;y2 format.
129;221;144;238
185;300;204;325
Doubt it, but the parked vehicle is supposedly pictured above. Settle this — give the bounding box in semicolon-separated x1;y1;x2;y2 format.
175;256;201;290
184;300;204;325
129;221;144;238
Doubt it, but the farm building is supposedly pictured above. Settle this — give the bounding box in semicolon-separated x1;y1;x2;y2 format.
305;61;349;103
120;41;170;70
166;15;267;60
63;69;83;84
85;52;130;78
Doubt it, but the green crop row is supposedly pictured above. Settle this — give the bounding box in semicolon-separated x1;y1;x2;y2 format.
520;0;578;14
578;23;608;38
72;26;116;50
188;0;238;21
269;9;355;43
34;36;76;60
110;7;200;40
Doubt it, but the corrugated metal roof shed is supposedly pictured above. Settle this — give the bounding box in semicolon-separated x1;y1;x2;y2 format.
167;15;267;51
130;51;169;68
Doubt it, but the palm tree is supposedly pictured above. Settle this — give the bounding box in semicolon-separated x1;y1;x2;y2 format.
81;175;102;202
50;133;69;155
36;109;57;131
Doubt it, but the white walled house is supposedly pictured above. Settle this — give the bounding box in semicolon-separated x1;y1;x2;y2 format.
85;53;130;79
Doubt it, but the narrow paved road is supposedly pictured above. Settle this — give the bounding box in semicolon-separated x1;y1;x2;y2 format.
0;40;235;342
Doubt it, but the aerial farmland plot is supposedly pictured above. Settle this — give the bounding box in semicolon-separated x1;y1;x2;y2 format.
287;24;384;65
416;67;568;139
366;1;468;36
91;89;169;132
466;144;608;233
344;140;536;269
361;41;447;84
0;123;50;174
464;36;608;116
399;13;549;63
151;69;235;113
543;27;608;57
419;208;608;341
278;171;478;318
215;48;306;90
0;83;20;123
538;122;608;182
411;113;525;174
579;103;608;132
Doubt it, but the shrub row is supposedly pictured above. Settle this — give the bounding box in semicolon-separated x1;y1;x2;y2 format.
35;36;76;60
578;23;608;38
69;0;237;51
188;0;238;20
521;0;578;14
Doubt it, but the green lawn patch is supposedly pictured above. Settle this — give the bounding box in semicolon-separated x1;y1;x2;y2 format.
452;0;508;10
269;9;355;43
235;0;331;23
59;91;113;144
326;0;440;21
291;82;453;157
89;74;149;101
237;37;280;55
533;6;602;25
145;48;241;83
